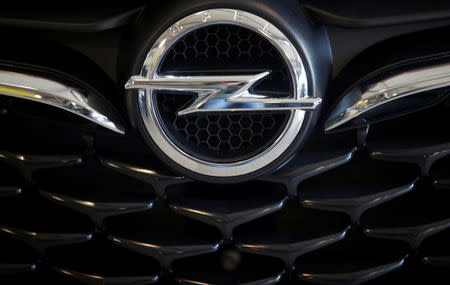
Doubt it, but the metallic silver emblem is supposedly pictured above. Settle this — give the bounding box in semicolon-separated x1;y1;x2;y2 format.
126;72;321;115
126;9;320;178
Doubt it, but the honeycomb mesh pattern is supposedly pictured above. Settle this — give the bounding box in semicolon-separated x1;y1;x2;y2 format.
157;93;288;161
168;25;275;59
161;24;291;93
156;24;292;161
161;24;290;87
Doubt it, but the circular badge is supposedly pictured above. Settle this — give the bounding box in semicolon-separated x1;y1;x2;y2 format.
126;9;320;181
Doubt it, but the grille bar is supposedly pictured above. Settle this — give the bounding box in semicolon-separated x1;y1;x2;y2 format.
101;159;191;199
110;236;221;268
370;142;450;175
0;151;82;181
169;197;286;239
297;256;406;285
0;226;92;255
237;227;349;267
364;218;450;249
53;267;160;285
40;191;154;227
300;179;417;224
262;148;357;196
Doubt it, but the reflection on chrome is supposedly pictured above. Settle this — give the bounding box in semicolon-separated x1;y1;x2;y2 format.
126;72;321;115
0;70;125;134
325;63;450;131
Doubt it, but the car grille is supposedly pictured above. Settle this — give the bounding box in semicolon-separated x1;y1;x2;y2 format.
1;2;450;284
0;83;449;284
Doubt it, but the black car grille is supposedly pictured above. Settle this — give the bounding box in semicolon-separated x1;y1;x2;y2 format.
0;85;449;284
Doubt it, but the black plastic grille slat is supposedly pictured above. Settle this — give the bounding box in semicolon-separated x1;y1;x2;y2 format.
171;250;285;285
297;257;406;285
0;186;21;197
41;191;154;227
366;100;450;178
0;226;92;255
262;147;357;196
53;267;160;285
45;238;163;283
110;235;221;269
364;219;450;250
175;272;284;285
237;227;349;267
300;179;417;224
0;194;93;233
101;159;191;199
0;150;82;181
421;256;450;268
430;155;450;190
0;263;35;275
369;142;450;176
34;160;158;227
167;182;287;238
360;177;450;250
106;203;222;269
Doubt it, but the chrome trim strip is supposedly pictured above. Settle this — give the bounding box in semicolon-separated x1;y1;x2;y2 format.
0;70;125;134
324;63;450;132
126;72;321;115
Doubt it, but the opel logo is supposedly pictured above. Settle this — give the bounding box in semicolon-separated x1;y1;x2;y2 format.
126;9;320;182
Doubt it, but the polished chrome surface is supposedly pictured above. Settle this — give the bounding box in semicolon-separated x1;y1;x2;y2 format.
325;63;450;131
0;70;125;134
129;9;314;177
126;72;320;115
